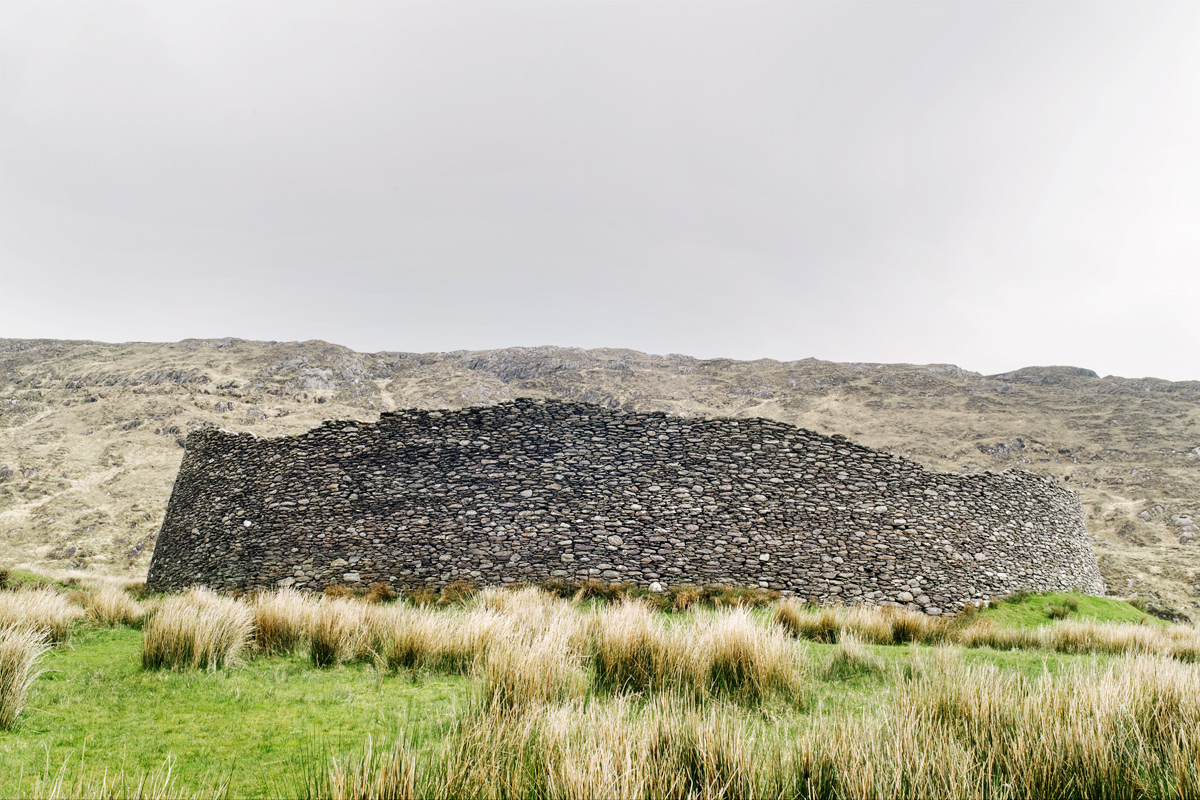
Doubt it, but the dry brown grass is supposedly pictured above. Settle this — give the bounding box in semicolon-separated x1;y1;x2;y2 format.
949;618;1041;651
953;617;1200;661
366;606;455;670
250;587;313;656
141;587;253;671
592;602;801;701
361;588;584;676
774;601;840;643
364;582;396;604
1038;618;1200;660
480;627;589;709
591;600;676;693
693;607;801;701
309;597;369;668
0;587;83;644
0;624;50;730
775;600;948;647
308;652;1200;800
773;600;1200;663
309;735;416;800
83;583;144;628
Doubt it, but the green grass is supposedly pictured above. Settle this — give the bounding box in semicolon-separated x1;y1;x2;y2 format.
2;568;64;591
0;627;468;797
0;592;1193;798
979;591;1161;628
0;626;1104;796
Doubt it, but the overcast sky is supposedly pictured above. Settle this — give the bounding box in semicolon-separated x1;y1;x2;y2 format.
1;2;1196;380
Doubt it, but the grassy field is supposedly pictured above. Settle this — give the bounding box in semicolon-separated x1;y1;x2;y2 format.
0;580;1197;798
5;628;467;796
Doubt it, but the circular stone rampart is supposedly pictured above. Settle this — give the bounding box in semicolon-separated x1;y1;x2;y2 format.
146;398;1104;612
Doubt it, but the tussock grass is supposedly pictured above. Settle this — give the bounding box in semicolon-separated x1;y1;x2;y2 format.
305;735;416;800
593;602;800;701
309;598;368;668
309;653;1200;800
774;601;840;643
0;625;50;730
821;631;885;681
773;599;1199;662
481;627;588;708
354;603;502;673
0;587;83;644
694;607;800;701
952;619;1041;651
1039;618;1200;660
11;584;1200;797
896;654;1200;798
591;600;675;693
775;600;948;647
250;587;313;655
364;582;396;604
957;617;1200;660
83;583;144;628
361;605;459;671
141;587;253;671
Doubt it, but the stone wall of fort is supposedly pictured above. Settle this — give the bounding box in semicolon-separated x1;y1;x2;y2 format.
146;399;1105;612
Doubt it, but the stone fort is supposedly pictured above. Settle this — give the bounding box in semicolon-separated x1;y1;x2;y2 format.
146;399;1105;612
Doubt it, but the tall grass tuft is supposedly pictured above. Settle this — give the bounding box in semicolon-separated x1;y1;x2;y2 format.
1038;618;1200;660
693;607;800;701
142;587;253;670
83;583;144;628
774;601;840;643
481;628;588;709
366;604;504;674
368;605;453;671
821;631;885;681
251;587;313;656
592;602;800;702
592;600;675;693
774;600;948;647
305;735;417;800
309;598;368;668
0;587;83;644
886;606;949;645
0;624;50;730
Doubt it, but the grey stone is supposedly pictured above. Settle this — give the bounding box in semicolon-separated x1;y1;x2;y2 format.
146;398;1104;606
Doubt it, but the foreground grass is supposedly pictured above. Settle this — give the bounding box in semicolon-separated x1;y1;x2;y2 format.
0;628;468;796
0;582;1196;798
0;624;1157;797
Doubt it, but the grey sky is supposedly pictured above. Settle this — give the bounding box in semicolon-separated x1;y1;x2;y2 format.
2;2;1196;380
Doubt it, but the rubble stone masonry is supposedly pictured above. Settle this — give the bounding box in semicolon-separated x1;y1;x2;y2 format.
147;399;1105;612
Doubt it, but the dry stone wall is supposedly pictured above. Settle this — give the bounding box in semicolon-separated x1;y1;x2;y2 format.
147;399;1104;612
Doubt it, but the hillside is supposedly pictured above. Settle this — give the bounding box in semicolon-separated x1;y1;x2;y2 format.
1;337;1197;612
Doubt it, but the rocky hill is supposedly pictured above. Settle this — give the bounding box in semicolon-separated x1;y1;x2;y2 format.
2;337;1197;612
